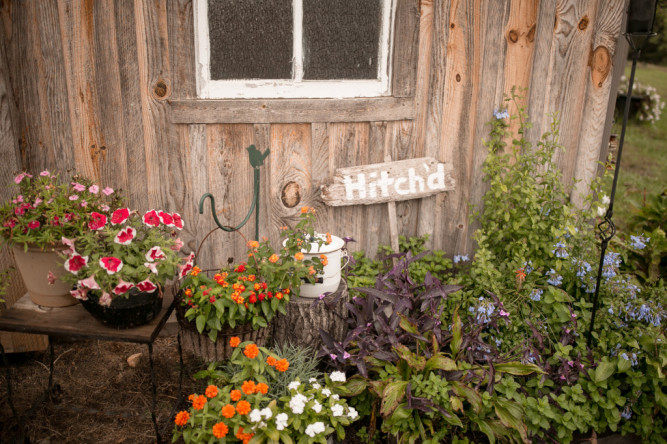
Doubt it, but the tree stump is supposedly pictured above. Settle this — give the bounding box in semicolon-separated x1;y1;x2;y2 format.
271;280;349;353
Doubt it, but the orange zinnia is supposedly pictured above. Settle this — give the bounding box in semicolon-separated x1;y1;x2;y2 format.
174;410;190;426
269;254;279;263
221;404;235;418
212;422;229;438
241;380;256;395
230;389;242;402
229;336;241;348
205;385;218;398
275;359;289;372
294;252;304;261
266;356;277;367
243;343;259;359
236;400;251;415
187;393;196;402
192;394;207;410
256;382;269;394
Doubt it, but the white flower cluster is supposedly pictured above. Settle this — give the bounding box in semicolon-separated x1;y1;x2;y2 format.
617;76;665;124
304;421;326;437
330;371;346;382
249;408;273;423
289;393;308;414
275;412;289;431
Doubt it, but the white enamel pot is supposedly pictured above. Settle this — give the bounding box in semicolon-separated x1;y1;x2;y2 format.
290;234;348;298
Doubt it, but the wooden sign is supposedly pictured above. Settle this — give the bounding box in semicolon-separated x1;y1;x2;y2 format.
320;157;455;206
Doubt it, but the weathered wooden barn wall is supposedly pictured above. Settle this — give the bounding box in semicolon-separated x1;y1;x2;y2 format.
0;0;626;279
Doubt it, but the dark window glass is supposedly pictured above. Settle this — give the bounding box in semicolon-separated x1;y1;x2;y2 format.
302;0;381;80
208;0;293;80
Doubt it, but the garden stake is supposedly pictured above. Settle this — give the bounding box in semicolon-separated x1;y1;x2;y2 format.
199;145;269;242
586;6;657;347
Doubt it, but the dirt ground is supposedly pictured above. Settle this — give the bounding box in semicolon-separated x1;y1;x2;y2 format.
0;334;201;444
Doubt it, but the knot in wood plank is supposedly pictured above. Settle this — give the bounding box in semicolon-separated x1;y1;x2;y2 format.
590;46;611;88
281;181;302;208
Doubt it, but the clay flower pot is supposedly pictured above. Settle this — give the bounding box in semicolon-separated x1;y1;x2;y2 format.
12;244;77;307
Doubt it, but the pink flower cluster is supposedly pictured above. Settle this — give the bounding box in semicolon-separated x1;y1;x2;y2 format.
64;208;185;306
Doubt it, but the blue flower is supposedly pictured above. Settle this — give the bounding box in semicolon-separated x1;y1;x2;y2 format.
546;269;563;286
602;252;621;279
620;352;629;361
621;406;632;420
453;254;470;264
630;234;649;250
493;108;510;120
551;241;569;259
529;288;543;302
523;260;534;275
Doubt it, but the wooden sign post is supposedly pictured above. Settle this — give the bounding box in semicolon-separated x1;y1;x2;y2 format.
321;157;455;253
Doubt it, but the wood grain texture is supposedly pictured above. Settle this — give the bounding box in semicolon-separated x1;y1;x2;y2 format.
392;0;420;97
167;0;196;99
527;0;597;187
169;97;416;124
310;122;332;239
572;0;625;207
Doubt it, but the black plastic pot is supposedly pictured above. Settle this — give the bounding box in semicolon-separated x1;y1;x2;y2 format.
80;288;163;328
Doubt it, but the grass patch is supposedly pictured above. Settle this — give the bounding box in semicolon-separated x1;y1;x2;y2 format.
604;62;667;230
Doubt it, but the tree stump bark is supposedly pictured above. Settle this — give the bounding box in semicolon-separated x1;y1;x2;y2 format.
271;280;349;353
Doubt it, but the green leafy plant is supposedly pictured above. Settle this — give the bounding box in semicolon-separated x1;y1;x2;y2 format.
178;207;327;341
0;170;122;249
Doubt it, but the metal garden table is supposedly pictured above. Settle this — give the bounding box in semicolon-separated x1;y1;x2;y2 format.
0;291;183;443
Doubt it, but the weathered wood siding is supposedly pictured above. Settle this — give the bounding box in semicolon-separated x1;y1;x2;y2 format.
0;0;626;277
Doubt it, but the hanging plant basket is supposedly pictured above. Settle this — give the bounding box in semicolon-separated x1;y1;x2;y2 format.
80;288;163;328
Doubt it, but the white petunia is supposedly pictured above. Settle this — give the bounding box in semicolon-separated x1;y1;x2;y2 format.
331;404;344;417
330;371;346;382
260;408;272;420
249;409;262;423
311;400;322;413
321;388;331;398
311;383;321;390
305;422;326;438
288;381;301;391
275;413;289;431
290;394;308;414
348;407;359;420
332;394;340;400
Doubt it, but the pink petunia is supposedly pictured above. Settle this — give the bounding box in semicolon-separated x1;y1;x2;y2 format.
64;254;89;274
143;210;160;227
88;212;107;230
69;195;79;201
114;227;136;245
158;211;174;226
145;246;166;262
110;208;130;225
136;279;157;293
102;187;114;196
80;201;88;208
99;292;113;307
70;287;89;301
101;204;110;212
178;252;195;277
88;185;99;194
113;280;134;295
170;238;184;251
144;262;158;274
172;213;184;230
61;237;76;256
14;172;32;184
99;256;123;274
33;197;43;207
27;220;40;230
78;275;101;290
40;170;50;176
71;182;86;192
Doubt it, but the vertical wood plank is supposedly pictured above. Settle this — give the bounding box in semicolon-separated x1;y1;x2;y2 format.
134;0;172;209
57;0;100;179
365;121;388;256
310;122;331;240
572;0;625;206
392;0;420;97
527;0;598;186
253;123;272;242
392;119;421;242
167;0;196;99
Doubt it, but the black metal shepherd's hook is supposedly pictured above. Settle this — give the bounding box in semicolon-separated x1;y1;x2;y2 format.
199;145;269;242
586;0;658;348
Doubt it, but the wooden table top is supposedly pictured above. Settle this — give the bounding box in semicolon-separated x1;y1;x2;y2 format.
0;292;175;344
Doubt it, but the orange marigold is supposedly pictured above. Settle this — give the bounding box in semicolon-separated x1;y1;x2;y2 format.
256;382;269;395
190;266;201;276
230;389;242;402
294;252;304;261
229;336;241;348
205;385;218;398
241;380;256;395
221;404;235;418
236;400;251;415
275;359;289;372
266;356;277;367
243;343;259;359
192;394;207;410
174;410;190;426
212;422;229;439
268;253;279;263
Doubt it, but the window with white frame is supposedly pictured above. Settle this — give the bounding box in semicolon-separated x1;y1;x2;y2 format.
194;0;396;99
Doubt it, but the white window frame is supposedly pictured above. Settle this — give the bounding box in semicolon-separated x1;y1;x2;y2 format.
194;0;396;99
